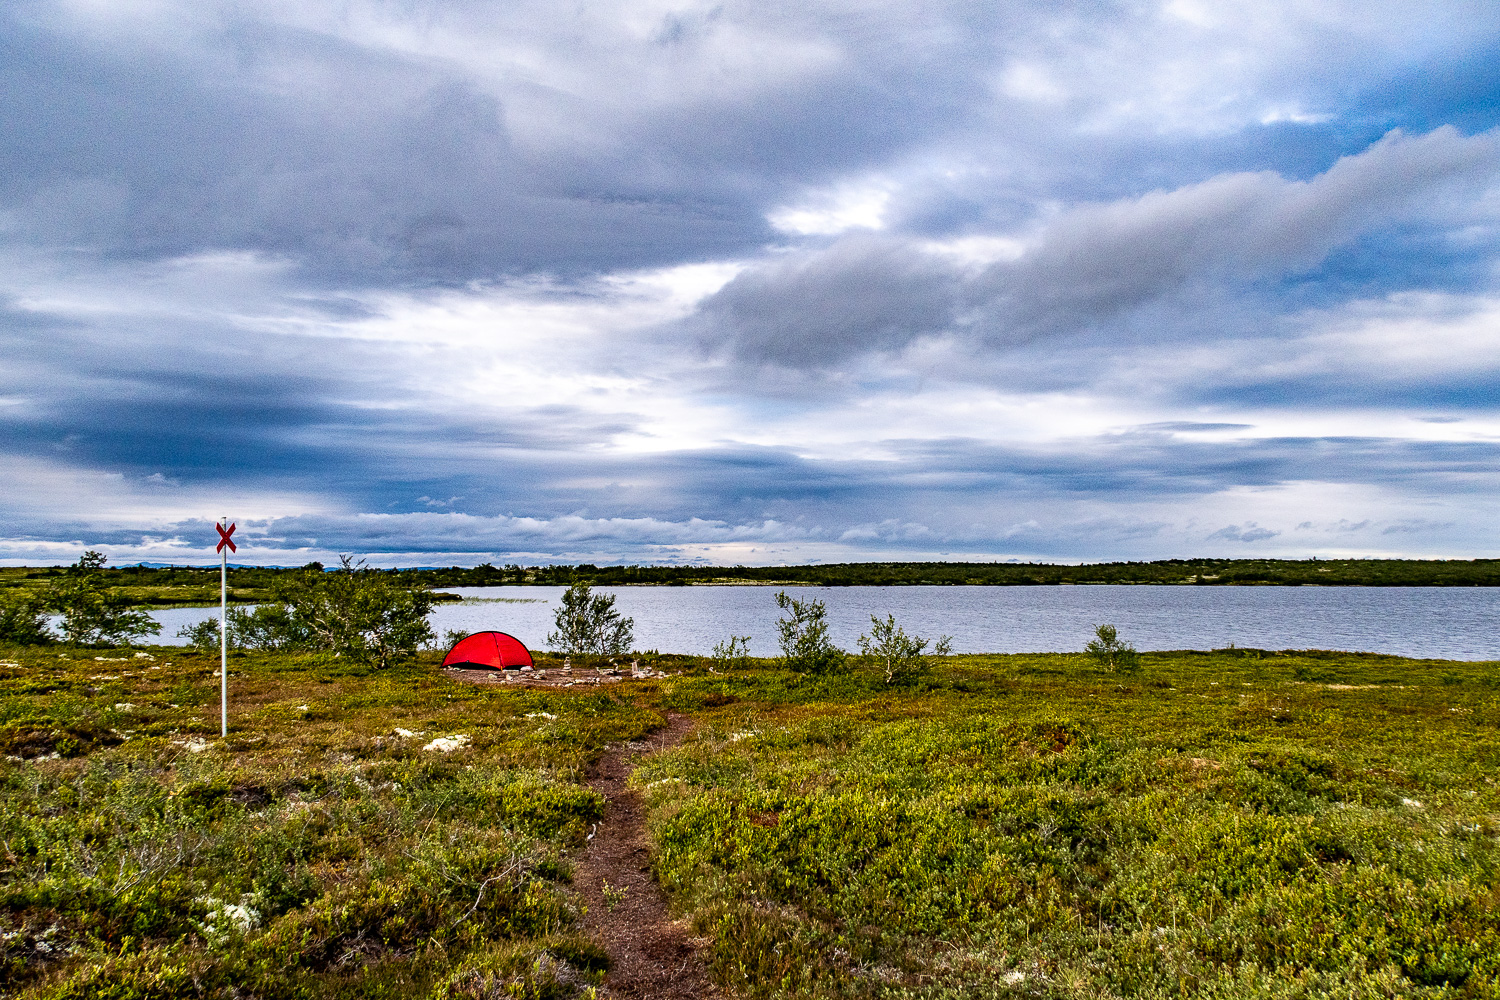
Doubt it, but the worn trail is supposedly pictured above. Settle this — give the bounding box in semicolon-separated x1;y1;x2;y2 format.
576;713;718;999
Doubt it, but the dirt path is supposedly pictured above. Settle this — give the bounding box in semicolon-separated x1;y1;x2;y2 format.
575;713;719;999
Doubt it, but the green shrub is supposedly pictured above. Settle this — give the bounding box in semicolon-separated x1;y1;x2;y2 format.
0;590;53;645
222;556;439;667
546;582;633;660
710;634;752;672
178;605;318;654
858;613;951;685
1084;622;1140;673
773;592;846;675
41;553;159;646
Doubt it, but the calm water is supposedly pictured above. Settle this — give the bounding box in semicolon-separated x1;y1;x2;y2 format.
146;585;1500;660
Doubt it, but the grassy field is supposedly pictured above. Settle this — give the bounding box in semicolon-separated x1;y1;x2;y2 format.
1;643;1496;998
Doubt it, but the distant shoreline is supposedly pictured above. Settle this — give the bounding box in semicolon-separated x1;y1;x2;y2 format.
5;557;1500;610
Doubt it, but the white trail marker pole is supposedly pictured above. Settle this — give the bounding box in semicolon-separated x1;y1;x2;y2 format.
215;518;237;738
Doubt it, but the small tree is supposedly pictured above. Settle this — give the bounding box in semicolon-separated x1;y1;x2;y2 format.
0;590;53;645
859;614;952;685
774;591;845;675
710;634;752;671
1085;623;1140;673
547;581;633;660
241;556;436;668
229;604;315;652
176;617;223;654
43;552;159;646
176;604;314;655
434;628;471;651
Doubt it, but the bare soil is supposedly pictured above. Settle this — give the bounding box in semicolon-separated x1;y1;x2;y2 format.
574;713;720;999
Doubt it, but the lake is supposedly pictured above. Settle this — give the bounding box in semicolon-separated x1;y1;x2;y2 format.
146;585;1500;660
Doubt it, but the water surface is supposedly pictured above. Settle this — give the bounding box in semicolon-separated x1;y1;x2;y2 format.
148;585;1500;660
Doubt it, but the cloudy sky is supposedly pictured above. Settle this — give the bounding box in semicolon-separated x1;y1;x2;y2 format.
4;0;1500;566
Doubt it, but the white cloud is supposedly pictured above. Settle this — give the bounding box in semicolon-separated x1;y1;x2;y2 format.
0;455;325;527
768;180;894;235
997;63;1067;105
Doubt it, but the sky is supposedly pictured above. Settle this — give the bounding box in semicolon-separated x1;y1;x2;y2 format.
3;0;1500;567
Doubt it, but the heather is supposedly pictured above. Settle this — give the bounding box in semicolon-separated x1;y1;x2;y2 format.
1;641;1496;998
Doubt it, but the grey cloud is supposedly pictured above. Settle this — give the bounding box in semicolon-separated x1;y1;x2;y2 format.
979;127;1500;332
5;1;1500;567
696;235;959;365
1206;523;1280;543
5;425;1499;563
693;127;1500;368
0;13;769;283
0;0;1058;286
1382;519;1455;535
1136;422;1255;432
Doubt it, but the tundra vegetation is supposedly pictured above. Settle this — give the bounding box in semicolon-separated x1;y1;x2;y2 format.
0;630;1497;998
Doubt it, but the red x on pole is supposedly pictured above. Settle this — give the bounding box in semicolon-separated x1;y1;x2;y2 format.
216;522;237;554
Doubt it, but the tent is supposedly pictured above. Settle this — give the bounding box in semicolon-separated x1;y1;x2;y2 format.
441;631;535;670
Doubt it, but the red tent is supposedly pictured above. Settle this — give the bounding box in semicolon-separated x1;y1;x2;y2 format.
441;631;534;670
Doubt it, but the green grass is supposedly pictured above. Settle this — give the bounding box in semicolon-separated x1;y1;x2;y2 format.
1;643;1497;998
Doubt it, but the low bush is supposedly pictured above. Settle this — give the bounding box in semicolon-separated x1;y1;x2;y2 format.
774;592;846;675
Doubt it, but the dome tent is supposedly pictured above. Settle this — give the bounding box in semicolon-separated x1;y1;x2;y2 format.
441;631;534;670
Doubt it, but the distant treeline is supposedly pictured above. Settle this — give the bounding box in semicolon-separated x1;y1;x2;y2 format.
409;557;1496;587
4;558;1499;603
